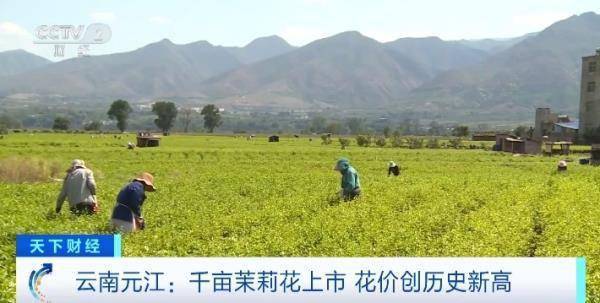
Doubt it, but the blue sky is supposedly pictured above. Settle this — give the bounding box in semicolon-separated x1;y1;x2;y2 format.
0;0;598;60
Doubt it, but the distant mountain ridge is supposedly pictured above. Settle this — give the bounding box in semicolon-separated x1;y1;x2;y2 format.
385;36;488;78
224;35;296;64
455;33;535;54
0;32;493;106
0;39;243;98
201;31;430;109
0;50;51;77
1;11;599;121
410;12;600;117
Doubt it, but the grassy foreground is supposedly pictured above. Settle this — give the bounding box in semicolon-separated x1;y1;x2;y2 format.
0;133;599;302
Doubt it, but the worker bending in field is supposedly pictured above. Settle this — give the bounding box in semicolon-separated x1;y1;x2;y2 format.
334;158;361;201
110;172;155;233
56;159;98;215
557;160;567;172
388;161;400;177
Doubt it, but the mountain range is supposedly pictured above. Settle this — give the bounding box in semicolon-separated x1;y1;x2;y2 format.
408;12;600;117
0;12;599;121
0;50;51;77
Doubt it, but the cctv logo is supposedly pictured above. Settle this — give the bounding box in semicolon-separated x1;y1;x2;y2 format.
35;25;85;41
34;23;112;45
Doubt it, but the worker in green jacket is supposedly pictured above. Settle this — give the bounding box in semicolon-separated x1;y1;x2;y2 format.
334;158;361;201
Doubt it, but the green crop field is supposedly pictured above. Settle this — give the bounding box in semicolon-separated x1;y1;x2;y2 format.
1;133;599;302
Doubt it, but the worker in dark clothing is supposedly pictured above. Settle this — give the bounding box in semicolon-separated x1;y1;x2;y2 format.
334;158;361;201
388;161;400;177
111;172;155;232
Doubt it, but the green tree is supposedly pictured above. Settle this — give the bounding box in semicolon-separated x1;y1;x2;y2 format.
0;114;22;129
152;101;178;135
407;137;424;149
83;121;102;131
383;126;391;138
428;121;444;136
426;138;441;149
391;135;404;148
200;104;223;133
180;107;194;133
325;122;342;134
309;116;327;133
356;135;372;147
107;99;133;132
320;134;332;145
52;116;70;130
452;125;469;137
399;118;420;135
449;137;464;149
346;118;364;135
339;138;350;150
513;125;528;137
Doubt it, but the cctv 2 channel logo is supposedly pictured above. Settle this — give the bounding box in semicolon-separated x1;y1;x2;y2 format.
28;263;53;302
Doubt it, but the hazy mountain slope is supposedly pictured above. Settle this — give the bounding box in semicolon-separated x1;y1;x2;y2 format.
0;39;242;98
201;31;432;109
224;35;295;64
456;33;536;54
385;37;488;78
410;12;600;116
0;50;51;76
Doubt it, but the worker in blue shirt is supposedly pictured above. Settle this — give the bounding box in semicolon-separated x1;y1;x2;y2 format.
334;158;361;201
111;172;155;232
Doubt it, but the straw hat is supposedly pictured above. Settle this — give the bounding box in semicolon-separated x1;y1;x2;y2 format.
135;172;156;191
71;159;86;169
67;159;86;172
558;160;567;168
389;161;397;168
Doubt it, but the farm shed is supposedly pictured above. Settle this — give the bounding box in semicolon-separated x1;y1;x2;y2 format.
534;108;579;141
543;141;572;156
493;133;515;151
502;138;525;153
268;135;280;142
553;120;579;142
472;133;496;141
136;134;161;147
502;137;541;154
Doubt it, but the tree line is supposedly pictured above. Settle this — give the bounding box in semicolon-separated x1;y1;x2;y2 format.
49;100;223;134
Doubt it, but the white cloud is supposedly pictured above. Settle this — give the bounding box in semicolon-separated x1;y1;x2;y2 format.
148;16;171;25
0;21;77;61
0;21;34;51
90;11;116;23
278;26;331;46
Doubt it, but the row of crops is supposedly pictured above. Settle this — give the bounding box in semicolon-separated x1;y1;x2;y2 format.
0;134;598;302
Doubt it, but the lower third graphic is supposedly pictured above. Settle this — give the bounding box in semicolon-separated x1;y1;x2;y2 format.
29;263;53;302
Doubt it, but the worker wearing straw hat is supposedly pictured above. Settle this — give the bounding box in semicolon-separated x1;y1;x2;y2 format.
557;160;568;172
111;172;156;233
56;159;98;215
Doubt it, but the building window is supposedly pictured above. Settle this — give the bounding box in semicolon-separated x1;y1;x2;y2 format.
590;62;598;73
587;101;594;112
588;81;596;93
